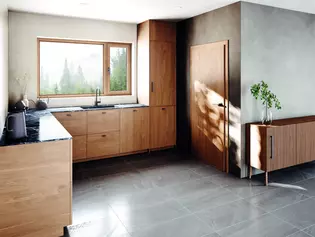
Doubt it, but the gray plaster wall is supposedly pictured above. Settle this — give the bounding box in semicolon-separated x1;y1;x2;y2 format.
177;2;242;176
241;2;315;177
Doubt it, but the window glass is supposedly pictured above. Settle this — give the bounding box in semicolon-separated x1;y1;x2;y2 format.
39;41;103;96
109;47;128;92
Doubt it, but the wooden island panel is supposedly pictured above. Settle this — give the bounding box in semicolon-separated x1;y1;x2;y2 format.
0;140;72;237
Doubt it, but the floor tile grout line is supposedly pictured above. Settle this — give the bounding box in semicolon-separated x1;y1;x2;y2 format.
171;197;220;236
269;211;308;233
244;192;312;214
172;190;270;234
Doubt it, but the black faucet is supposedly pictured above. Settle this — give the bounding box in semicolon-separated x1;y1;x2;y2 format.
95;88;101;106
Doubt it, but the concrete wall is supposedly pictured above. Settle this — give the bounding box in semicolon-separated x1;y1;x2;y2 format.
176;2;242;176
0;3;8;132
8;12;137;108
241;2;315;177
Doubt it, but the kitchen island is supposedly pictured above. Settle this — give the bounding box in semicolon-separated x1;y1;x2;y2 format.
0;110;72;237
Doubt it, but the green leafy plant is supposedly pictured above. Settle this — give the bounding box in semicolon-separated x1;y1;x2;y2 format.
250;81;282;110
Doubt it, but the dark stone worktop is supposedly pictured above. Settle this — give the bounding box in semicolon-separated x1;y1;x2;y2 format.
0;103;148;147
0;110;72;147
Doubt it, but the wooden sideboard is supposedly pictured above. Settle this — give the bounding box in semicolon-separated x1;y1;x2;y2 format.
247;116;315;185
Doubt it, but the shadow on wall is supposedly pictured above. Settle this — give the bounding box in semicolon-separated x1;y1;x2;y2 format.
192;80;241;172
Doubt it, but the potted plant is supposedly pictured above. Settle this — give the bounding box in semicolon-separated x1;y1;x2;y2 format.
250;81;281;125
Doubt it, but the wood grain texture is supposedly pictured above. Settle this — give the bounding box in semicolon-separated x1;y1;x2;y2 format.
87;132;120;158
150;106;176;149
296;122;315;164
267;125;297;172
149;20;176;43
137;21;150;106
73;150;148;163
73;135;87;161
53;111;87;136
0;140;72;237
120;108;150;153
190;41;229;172
150;41;176;106
87;109;120;134
248;124;267;171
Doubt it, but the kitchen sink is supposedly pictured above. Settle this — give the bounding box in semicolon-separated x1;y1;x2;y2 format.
80;105;115;109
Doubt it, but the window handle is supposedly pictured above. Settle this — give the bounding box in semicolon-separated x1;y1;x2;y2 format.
108;67;110;75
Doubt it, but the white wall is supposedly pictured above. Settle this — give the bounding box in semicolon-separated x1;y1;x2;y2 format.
8;11;137;107
0;3;8;132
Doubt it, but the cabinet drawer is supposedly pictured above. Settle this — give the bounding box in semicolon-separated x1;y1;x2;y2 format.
87;110;120;134
87;132;120;158
73;135;87;161
53;112;87;136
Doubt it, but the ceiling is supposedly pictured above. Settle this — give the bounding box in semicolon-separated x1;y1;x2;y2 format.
4;0;315;23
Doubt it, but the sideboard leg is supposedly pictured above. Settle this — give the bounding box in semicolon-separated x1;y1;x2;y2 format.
249;166;252;180
265;171;269;186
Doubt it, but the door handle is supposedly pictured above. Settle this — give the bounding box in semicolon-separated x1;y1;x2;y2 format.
151;82;154;92
270;136;273;159
217;103;226;108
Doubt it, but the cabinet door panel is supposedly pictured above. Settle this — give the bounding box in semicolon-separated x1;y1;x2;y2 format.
53;111;87;136
267;125;296;171
150;41;176;106
120;108;149;153
73;135;87;161
87;110;120;134
296;122;315;164
150;106;176;149
133;108;150;151
87;132;120;158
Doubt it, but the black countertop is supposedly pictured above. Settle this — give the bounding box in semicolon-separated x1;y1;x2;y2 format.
0;110;72;147
0;103;148;147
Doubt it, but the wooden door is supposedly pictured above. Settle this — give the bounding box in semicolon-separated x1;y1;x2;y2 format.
120;108;150;153
150;106;176;149
190;41;229;172
267;125;296;171
150;41;176;106
296;122;315;164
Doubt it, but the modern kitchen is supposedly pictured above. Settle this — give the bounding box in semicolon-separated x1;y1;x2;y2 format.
2;1;315;237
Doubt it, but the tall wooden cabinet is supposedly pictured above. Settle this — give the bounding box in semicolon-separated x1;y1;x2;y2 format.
137;20;176;149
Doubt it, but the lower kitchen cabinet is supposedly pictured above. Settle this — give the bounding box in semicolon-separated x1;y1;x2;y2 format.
120;107;150;153
150;106;176;149
87;132;120;158
73;135;87;161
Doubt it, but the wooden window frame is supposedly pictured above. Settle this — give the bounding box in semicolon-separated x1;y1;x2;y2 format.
37;38;132;98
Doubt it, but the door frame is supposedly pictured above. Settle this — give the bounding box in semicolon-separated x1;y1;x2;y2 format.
189;40;229;173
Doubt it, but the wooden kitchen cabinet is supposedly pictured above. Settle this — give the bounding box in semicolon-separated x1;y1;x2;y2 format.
137;20;176;107
247;116;315;185
120;107;150;153
150;41;176;106
150;106;176;149
53;111;87;135
87;109;120;134
296;122;315;164
266;125;296;172
73;135;87;161
87;132;120;158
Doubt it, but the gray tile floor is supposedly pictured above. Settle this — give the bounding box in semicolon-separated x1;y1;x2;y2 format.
66;150;315;237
